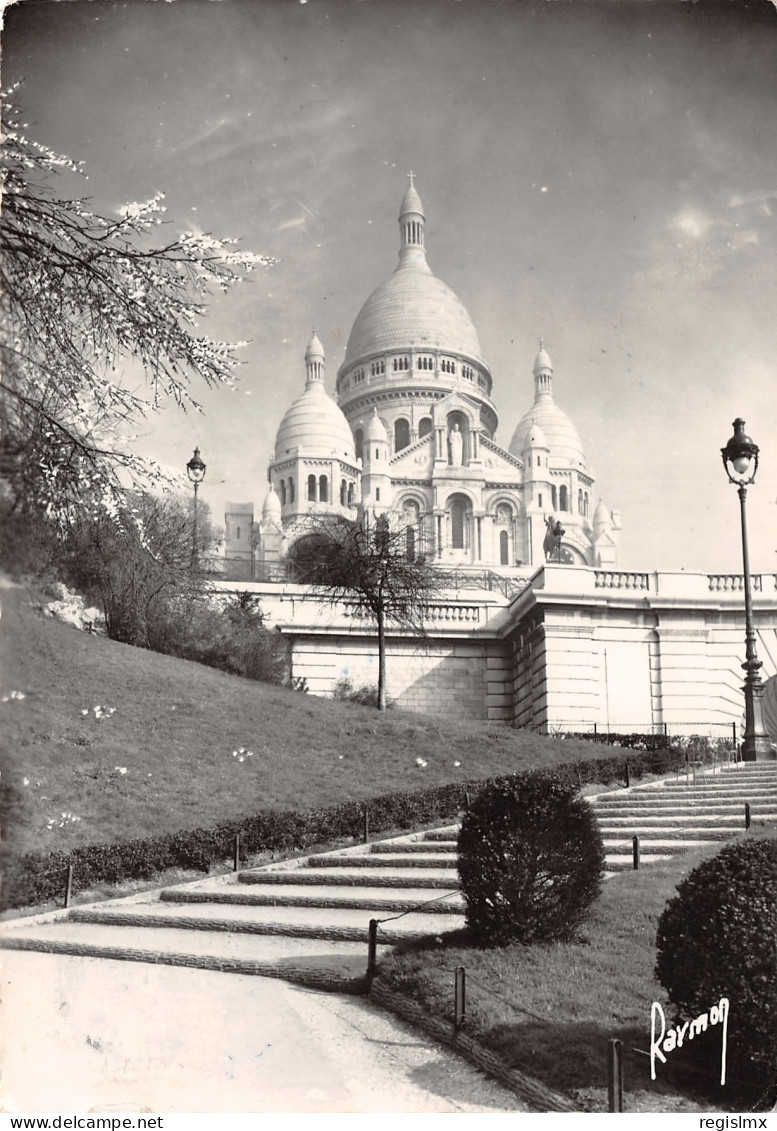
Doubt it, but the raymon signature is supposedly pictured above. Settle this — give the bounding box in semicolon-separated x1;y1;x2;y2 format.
651;998;730;1085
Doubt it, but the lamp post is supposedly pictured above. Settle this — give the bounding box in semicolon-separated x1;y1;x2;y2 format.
186;446;206;568
720;419;773;761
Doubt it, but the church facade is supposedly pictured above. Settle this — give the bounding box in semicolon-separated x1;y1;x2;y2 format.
225;179;620;576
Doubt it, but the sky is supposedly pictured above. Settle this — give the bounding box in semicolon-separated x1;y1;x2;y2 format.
4;0;777;572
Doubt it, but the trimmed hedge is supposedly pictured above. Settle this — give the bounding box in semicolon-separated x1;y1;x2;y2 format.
1;744;687;911
655;836;777;1107
458;769;605;945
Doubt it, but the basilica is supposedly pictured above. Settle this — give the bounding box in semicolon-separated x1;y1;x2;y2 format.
217;180;775;740
224;178;621;577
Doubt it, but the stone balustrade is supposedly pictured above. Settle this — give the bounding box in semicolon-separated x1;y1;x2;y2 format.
594;571;651;591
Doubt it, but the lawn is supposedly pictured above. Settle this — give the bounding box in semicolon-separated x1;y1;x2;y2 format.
2;577;619;857
374;831;775;1114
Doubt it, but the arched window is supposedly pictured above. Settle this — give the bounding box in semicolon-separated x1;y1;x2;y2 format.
559;485;568;511
578;488;583;513
307;474;317;502
340;479;347;506
289;477;295;504
584;492;589;517
319;475;328;503
551;485;557;510
450;496;467;550
418;417;432;438
347;482;355;505
500;529;509;566
236;526;241;541
354;429;364;462
280;480;286;506
394;418;410;452
406;525;416;561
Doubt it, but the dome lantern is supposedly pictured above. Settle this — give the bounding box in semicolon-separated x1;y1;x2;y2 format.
533;338;554;398
397;171;428;271
304;328;325;388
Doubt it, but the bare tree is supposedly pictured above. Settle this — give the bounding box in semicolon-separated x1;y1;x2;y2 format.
0;88;275;528
287;513;441;710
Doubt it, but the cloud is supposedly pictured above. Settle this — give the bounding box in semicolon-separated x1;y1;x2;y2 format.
670;206;715;241
728;189;777;209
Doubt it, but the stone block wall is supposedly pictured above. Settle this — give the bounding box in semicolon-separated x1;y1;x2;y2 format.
288;635;511;721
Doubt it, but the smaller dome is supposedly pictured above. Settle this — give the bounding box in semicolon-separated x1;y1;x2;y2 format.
262;483;282;522
593;500;612;530
510;402;586;466
523;418;548;450
274;382;356;462
365;407;388;442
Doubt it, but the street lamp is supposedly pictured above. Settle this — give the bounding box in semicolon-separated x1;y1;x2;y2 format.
186;446;206;568
720;419;773;761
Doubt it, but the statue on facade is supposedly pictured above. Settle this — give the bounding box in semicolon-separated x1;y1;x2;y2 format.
543;515;565;561
448;423;464;466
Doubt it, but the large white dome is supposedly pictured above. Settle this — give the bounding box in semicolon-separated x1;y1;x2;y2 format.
343;266;485;367
274;382;356;461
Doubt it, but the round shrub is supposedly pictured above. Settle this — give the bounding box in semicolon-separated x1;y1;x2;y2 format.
655;836;777;1102
457;770;605;946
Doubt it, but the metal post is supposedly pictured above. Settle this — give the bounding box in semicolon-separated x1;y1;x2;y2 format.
363;809;370;844
632;836;640;871
737;484;772;760
607;1038;624;1112
234;833;241;872
367;919;379;982
64;864;73;909
454;966;466;1031
192;479;199;567
625;762;630;790
745;803;751;830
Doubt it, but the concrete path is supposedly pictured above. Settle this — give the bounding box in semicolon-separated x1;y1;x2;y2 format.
0;949;524;1113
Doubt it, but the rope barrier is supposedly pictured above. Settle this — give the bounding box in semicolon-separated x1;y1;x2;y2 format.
373;887;461;926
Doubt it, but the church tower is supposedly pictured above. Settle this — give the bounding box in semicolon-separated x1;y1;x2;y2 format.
269;330;360;528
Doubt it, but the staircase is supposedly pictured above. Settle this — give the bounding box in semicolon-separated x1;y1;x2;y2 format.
2;764;775;987
589;761;777;871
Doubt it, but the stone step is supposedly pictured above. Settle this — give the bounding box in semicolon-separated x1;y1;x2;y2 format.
600;828;736;841
595;814;765;828
306;853;458;870
67;901;464;945
161;882;465;914
624;791;777;800
370;841;458;854
0;920;382;989
592;791;773;809
592;802;775;816
239;868;459;889
603;839;718;852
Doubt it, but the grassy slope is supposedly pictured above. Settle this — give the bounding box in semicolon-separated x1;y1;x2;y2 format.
376;832;775;1113
2;578;610;856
